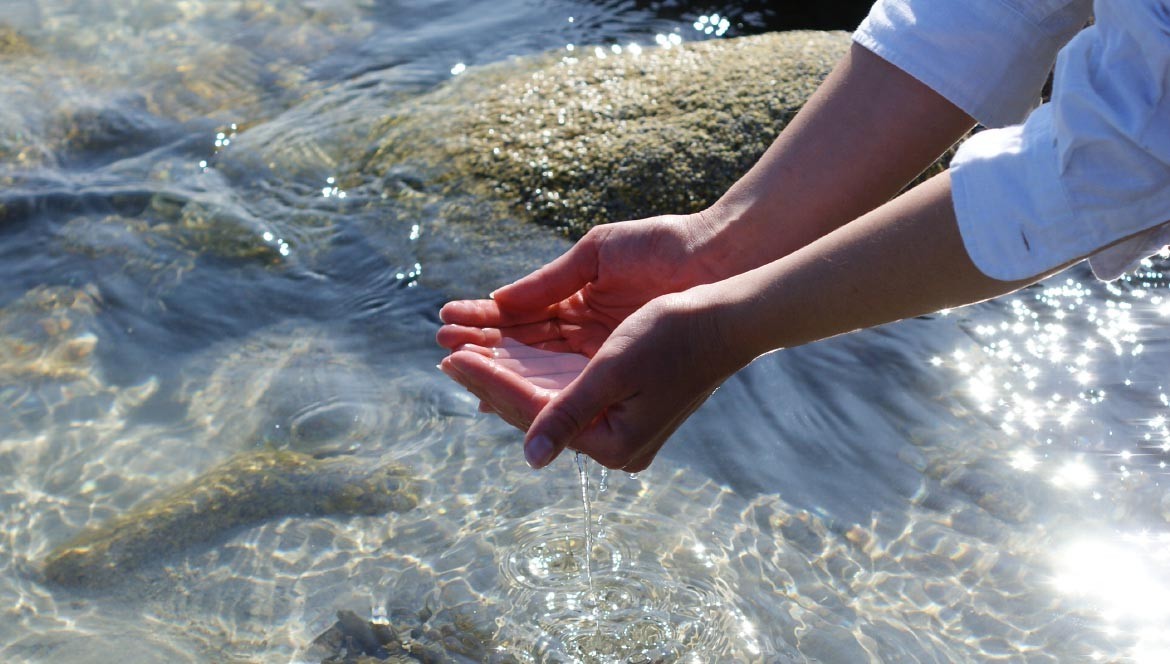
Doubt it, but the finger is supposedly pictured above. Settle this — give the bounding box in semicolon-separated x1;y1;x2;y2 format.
491;232;601;311
436;324;493;350
445;350;552;430
447;342;495;360
442;357;525;428
439;299;501;326
575;390;708;471
468;322;569;348
439;299;557;328
523;357;626;469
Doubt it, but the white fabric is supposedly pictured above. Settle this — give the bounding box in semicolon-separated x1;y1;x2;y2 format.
854;0;1170;281
853;0;1092;128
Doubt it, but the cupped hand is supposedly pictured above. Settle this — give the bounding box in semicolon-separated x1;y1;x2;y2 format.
436;213;724;358
439;338;586;433
445;286;755;472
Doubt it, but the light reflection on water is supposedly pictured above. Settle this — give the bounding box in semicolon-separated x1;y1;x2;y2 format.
0;0;1168;662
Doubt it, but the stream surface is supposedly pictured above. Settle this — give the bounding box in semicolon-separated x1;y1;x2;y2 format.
1;1;1168;662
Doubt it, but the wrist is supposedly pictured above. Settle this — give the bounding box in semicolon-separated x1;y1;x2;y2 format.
686;201;773;282
663;281;764;376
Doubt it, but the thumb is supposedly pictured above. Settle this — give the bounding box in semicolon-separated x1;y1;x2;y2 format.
492;232;600;311
522;361;621;469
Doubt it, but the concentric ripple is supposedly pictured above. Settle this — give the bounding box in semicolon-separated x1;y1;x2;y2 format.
492;501;771;663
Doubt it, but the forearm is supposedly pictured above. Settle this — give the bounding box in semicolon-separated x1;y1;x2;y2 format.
704;172;1062;363
697;43;975;277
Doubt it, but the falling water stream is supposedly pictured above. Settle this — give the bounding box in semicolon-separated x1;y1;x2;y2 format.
575;452;595;598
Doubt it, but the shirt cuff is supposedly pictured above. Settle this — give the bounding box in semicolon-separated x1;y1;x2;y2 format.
952;0;1170;282
951;107;1083;281
852;0;1088;128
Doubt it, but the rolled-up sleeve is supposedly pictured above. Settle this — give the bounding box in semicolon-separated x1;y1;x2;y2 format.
950;0;1170;280
853;0;1092;128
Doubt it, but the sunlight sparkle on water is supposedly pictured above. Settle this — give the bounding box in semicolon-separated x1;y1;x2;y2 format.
693;14;730;36
321;176;347;199
1051;458;1096;489
1054;536;1170;663
1010;449;1040;472
260;231;290;256
654;33;683;48
921;264;1170;523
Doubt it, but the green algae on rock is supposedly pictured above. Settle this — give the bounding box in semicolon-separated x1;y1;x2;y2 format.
43;449;419;587
368;31;852;238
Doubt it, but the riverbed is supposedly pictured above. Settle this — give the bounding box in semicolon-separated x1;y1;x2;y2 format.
1;1;1167;662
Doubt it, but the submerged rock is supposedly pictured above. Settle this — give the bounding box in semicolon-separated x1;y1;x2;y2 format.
180;326;409;454
0;285;101;383
368;31;856;238
310;610;412;663
307;609;475;664
0;24;34;57
0;284;138;440
43;449;419;588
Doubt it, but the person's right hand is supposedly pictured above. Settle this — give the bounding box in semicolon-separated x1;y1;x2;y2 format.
436;213;725;358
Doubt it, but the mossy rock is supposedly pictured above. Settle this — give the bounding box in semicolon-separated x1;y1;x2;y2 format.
43;449;419;588
367;31;854;239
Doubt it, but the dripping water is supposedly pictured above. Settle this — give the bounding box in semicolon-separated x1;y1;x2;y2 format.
575;451;594;597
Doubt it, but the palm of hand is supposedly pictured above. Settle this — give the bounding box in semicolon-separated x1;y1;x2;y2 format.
439;339;586;431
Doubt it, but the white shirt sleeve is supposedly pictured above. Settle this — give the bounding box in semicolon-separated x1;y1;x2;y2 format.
950;0;1170;280
852;0;1092;128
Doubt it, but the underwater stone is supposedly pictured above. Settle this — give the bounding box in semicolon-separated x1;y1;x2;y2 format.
43;449;418;587
0;25;34;57
180;326;403;453
368;31;942;238
0;285;102;383
310;610;410;663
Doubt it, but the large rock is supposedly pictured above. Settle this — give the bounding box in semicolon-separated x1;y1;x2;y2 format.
368;31;854;239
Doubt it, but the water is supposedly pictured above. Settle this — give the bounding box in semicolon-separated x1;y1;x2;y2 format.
1;1;1169;662
575;452;595;597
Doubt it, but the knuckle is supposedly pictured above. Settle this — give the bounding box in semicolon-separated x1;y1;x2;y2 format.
579;225;606;248
547;401;589;435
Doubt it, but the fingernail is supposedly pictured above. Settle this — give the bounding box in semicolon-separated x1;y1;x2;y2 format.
525;435;556;469
488;290;497;300
438;363;461;381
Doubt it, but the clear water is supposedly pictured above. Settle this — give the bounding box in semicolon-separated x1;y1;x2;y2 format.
1;1;1168;662
575;452;595;598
